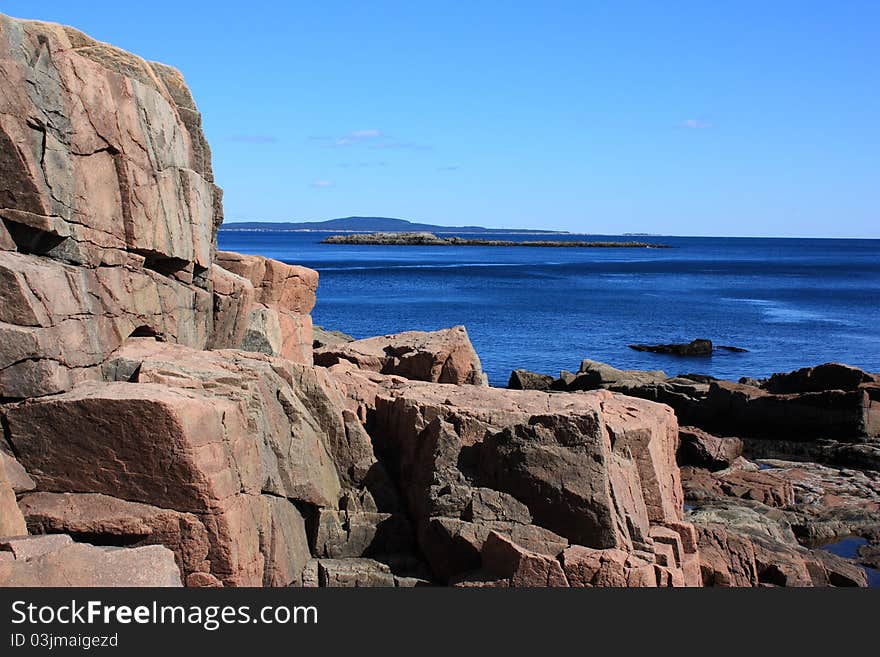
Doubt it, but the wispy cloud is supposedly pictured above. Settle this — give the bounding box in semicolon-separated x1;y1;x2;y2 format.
680;119;714;129
437;165;460;171
328;129;385;147
315;129;432;151
225;135;278;143
310;179;334;188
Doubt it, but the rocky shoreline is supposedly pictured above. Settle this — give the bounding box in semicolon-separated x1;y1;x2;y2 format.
509;358;880;586
0;14;875;588
321;231;670;248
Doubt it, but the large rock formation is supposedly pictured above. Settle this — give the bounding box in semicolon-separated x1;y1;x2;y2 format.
0;14;319;587
323;365;702;586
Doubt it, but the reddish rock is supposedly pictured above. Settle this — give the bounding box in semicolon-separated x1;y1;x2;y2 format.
481;532;569;587
315;326;485;385
0;536;181;587
362;377;694;584
806;550;867;587
0;454;27;537
683;467;795;508
678;426;743;471
0;452;35;494
694;523;759;587
562;545;657;587
216;251;317;314
19;492;212;580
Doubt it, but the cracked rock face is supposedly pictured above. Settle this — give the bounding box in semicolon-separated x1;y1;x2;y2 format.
315;325;486;385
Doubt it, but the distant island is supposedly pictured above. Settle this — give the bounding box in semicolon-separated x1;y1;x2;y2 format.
219;216;567;234
321;232;670;248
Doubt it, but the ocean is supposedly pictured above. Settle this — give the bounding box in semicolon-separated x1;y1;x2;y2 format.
217;231;880;387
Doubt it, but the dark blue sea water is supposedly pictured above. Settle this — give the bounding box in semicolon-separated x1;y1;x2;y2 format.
217;232;880;387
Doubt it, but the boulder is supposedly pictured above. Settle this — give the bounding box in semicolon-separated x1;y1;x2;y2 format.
216;251;317;314
360;375;697;584
764;363;878;394
0;16;220;270
678;427;743;471
572;359;667;390
561;545;658;587
19;492;212;580
0;535;181;587
702;380;878;439
682;467;795;508
0;452;36;494
807;549;868;587
480;532;569;587
308;558;430;587
315;325;485;385
313;326;354;349
507;369;554;391
694;523;759;587
3;341;345;586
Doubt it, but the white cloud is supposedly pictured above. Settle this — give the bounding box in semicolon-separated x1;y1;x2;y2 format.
680;119;714;129
332;129;385;147
310;179;334;188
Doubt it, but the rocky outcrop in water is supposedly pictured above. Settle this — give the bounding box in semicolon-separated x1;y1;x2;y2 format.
321;232;669;248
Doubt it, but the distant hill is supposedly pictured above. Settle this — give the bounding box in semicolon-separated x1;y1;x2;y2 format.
219;216;565;234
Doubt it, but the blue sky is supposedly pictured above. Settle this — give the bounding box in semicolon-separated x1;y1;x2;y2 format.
3;1;878;236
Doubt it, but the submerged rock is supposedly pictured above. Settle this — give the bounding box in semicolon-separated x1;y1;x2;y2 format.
629;339;714;356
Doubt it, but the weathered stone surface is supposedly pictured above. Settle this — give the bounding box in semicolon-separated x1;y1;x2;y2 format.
19;492;212;580
209;260;314;364
0;536;182;587
480;532;568;587
361;376;693;584
764;363;878;394
507;369;554;391
209;253;317;364
678;427;743;471
0;250;212;398
0;454;27;536
0;15;219;267
0;452;35;494
807;549;868;587
694;523;759;587
683;466;795;508
315;326;485;385
561;545;658;587
571;359;667;391
3;340;343;585
216;251;317;314
701;380;878;439
313;326;354;349
312;558;429;587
